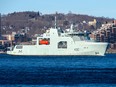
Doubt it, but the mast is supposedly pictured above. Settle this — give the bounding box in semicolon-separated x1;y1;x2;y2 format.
55;16;57;29
70;24;74;33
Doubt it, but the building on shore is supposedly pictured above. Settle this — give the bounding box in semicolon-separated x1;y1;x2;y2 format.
90;20;116;49
88;19;97;29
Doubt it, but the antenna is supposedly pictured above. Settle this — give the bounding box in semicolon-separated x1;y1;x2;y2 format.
55;16;56;29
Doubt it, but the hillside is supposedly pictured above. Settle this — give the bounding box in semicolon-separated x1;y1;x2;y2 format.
1;11;114;35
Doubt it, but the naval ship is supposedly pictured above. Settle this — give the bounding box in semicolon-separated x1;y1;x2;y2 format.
7;24;108;56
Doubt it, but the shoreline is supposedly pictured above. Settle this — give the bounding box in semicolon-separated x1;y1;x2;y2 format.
106;49;116;54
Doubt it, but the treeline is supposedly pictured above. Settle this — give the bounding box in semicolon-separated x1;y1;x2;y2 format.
1;11;114;35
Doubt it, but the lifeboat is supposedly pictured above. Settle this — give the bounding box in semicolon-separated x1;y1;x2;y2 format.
39;40;49;45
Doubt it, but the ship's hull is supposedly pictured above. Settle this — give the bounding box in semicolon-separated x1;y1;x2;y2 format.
7;41;108;56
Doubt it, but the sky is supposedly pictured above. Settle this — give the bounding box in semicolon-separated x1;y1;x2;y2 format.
0;0;116;18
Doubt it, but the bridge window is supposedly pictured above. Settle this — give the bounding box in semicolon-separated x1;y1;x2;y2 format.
16;45;23;49
58;41;67;49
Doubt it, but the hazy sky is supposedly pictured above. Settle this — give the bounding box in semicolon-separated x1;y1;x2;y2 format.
0;0;116;18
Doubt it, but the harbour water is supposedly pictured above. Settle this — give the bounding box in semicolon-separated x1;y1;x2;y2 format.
0;54;116;87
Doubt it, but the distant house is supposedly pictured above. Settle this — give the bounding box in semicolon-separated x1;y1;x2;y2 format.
88;19;97;28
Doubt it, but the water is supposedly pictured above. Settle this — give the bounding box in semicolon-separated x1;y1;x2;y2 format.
0;54;116;87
